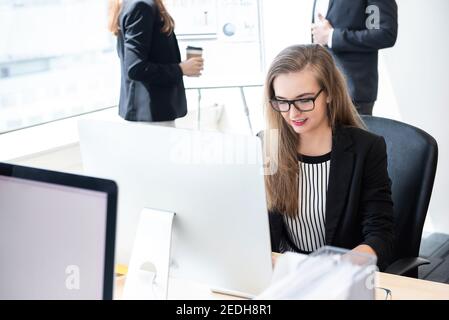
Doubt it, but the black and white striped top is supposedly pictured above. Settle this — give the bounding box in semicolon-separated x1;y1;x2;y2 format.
282;152;331;253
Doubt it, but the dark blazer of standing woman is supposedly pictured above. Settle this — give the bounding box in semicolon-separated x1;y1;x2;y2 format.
108;0;203;122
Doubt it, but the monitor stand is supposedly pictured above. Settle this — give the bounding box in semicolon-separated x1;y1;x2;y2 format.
209;287;254;299
123;208;175;300
123;208;255;300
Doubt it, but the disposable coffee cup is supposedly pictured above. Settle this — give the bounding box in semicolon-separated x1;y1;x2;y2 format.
186;46;203;59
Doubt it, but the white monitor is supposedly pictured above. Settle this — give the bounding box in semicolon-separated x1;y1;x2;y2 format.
0;163;117;299
78;119;273;297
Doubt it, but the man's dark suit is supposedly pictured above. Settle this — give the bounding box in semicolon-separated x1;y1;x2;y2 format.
313;0;398;113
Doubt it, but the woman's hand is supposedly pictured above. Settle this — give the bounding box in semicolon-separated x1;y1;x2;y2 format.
352;244;377;257
272;252;281;268
179;57;204;77
349;245;377;266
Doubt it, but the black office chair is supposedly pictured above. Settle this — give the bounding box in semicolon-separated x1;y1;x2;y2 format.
361;115;438;277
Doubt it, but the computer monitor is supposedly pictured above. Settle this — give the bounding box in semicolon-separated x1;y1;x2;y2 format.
0;163;117;299
78;119;273;297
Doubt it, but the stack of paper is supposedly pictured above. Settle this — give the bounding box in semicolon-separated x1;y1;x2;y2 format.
256;246;377;300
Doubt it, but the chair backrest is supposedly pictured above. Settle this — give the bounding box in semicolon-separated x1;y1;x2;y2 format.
361;116;438;260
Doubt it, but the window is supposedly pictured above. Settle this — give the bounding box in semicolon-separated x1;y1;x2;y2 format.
0;0;119;134
0;0;265;135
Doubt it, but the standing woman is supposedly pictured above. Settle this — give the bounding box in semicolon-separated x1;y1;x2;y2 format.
263;44;394;270
108;0;203;124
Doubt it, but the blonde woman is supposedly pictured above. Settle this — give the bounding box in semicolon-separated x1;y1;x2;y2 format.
108;0;203;123
263;44;394;270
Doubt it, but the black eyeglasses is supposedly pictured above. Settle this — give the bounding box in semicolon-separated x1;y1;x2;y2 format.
270;88;324;113
376;287;392;300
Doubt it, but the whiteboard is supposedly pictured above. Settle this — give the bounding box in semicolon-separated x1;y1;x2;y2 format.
166;0;264;75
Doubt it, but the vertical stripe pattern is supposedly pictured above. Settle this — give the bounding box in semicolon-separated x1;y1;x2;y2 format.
283;154;330;253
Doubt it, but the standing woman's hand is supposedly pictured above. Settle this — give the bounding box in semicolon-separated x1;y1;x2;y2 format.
179;57;204;77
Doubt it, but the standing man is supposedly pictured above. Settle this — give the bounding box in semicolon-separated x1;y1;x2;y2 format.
311;0;398;115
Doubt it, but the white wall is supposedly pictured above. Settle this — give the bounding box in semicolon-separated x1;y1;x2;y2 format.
6;0;449;234
261;0;313;70
379;0;449;233
261;0;449;234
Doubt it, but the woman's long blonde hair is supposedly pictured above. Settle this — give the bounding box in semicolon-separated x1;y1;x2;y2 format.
264;44;364;218
108;0;175;36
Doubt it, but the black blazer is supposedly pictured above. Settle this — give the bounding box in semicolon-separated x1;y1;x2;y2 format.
268;126;395;270
313;0;398;103
117;0;187;121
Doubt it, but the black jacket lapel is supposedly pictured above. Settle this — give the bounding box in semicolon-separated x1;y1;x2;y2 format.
327;0;335;18
312;0;317;23
325;126;355;244
312;0;336;41
325;0;336;25
313;0;336;22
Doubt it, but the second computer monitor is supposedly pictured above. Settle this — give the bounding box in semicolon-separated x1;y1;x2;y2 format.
0;163;117;299
78;119;273;297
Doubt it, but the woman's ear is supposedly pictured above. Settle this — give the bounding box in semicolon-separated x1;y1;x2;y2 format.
324;91;331;104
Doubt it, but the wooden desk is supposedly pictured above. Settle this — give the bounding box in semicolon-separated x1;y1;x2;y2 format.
114;269;449;300
376;272;449;300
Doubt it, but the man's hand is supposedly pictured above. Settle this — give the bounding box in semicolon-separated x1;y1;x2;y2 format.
312;13;333;46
